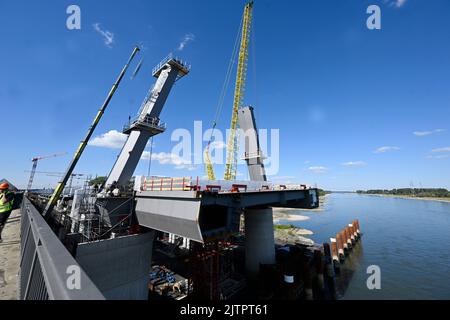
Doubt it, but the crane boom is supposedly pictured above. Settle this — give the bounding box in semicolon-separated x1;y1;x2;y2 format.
43;46;140;217
204;145;216;180
224;1;253;181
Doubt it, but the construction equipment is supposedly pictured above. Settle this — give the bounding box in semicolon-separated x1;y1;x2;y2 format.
224;1;253;181
43;46;140;218
25;170;85;194
204;147;216;180
131;58;144;80
26;152;67;193
204;1;254;181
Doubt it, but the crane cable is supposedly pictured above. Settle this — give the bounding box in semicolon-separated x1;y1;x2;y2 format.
205;12;244;154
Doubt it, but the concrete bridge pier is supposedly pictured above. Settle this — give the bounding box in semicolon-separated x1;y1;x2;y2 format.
244;207;276;279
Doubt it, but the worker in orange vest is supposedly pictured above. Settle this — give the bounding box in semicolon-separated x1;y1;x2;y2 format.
0;183;15;243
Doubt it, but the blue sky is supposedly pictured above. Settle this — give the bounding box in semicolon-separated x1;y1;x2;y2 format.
1;0;449;191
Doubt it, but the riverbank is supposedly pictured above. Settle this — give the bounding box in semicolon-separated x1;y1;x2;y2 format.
273;225;314;246
272;208;310;223
365;194;450;203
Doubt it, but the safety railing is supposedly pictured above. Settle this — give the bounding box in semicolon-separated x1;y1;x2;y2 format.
123;115;166;133
140;176;313;194
152;53;191;78
19;198;105;300
142;176;195;191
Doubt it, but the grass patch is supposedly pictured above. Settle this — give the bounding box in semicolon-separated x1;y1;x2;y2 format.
274;224;295;230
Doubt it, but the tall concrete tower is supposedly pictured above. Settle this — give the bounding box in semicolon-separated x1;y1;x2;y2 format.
104;55;190;190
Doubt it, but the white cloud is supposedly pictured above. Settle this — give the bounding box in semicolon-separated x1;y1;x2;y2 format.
427;155;450;159
414;131;433;137
374;146;400;154
341;161;367;168
89;130;127;149
395;0;407;7
384;0;407;8
93;23;114;48
177;33;195;51
308;166;328;174
413;129;446;137
431;147;450;153
141;151;196;171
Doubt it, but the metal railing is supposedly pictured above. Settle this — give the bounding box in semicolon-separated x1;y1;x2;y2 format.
123;115;166;133
152;53;191;77
142;176;195;191
19;198;105;300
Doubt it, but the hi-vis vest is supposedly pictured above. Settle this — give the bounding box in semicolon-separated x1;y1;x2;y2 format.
0;192;14;213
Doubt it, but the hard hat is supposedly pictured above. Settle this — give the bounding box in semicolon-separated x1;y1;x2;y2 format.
0;183;9;190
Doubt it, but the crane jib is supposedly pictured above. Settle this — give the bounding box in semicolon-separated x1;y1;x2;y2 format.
43;46;140;217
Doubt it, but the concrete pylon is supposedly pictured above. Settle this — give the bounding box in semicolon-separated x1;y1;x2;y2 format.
244;207;276;278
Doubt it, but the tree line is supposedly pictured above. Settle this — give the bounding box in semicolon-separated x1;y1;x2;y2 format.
356;188;450;198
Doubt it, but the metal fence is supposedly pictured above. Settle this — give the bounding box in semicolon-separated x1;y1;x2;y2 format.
19;198;105;300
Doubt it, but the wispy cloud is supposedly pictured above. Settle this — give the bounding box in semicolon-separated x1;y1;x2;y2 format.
395;0;407;7
89;130;126;149
431;147;450;153
93;23;114;48
177;33;195;51
142;151;196;171
426;146;450;159
374;146;400;154
384;0;407;8
308;166;328;174
413;129;446;137
427;155;450;159
341;161;367;168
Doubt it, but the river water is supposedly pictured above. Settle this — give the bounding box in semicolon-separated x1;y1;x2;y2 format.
281;193;450;300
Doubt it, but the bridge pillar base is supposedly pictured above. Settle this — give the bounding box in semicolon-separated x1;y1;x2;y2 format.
244;207;276;279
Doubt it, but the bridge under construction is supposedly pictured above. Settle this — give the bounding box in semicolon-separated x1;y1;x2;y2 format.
10;2;365;301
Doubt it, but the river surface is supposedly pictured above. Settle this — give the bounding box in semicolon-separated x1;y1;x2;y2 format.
279;193;450;300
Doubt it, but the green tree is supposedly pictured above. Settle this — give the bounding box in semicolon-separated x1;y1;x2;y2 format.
89;176;107;186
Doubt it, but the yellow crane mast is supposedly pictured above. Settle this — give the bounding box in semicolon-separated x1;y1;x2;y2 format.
224;1;253;181
204;1;253;181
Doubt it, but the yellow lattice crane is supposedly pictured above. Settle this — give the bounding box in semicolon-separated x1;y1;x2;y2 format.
204;143;216;180
204;1;253;181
